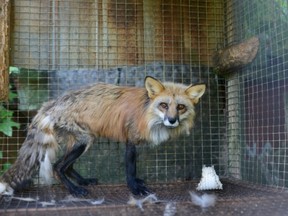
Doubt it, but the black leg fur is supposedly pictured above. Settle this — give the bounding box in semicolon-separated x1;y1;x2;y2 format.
125;143;150;195
54;144;89;196
66;165;98;186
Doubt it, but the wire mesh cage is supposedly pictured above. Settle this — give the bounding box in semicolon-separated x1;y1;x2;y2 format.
0;0;287;215
226;0;288;188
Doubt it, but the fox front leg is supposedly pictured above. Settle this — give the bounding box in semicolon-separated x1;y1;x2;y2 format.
125;143;151;195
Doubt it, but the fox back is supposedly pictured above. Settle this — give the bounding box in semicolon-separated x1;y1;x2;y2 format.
34;76;206;147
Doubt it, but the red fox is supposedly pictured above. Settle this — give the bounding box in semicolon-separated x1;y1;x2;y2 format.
0;76;205;196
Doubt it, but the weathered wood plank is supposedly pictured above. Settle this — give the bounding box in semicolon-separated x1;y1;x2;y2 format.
0;0;10;101
10;0;225;69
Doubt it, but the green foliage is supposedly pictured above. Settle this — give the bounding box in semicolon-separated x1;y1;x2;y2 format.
0;67;20;137
0;106;20;137
0;162;11;175
9;66;20;75
0;67;19;174
0;140;12;175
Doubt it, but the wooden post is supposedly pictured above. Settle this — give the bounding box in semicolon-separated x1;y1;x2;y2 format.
0;0;10;101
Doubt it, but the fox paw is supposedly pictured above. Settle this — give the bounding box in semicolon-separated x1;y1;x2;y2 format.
77;178;98;186
127;178;151;195
69;186;89;197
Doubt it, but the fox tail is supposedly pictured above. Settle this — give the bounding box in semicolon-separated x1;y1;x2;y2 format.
0;120;57;195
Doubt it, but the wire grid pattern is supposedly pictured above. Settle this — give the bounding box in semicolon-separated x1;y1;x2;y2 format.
1;179;288;216
10;0;226;70
1;0;288;215
0;0;226;186
226;0;288;188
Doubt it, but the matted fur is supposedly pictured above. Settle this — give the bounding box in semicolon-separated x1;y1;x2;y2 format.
0;76;205;195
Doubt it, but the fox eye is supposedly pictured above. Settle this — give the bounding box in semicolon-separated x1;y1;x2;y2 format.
159;102;168;110
177;104;186;111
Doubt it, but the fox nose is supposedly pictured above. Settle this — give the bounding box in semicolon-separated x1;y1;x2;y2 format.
168;117;177;124
163;116;179;128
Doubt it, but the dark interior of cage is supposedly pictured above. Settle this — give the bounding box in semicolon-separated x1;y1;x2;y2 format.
1;0;288;215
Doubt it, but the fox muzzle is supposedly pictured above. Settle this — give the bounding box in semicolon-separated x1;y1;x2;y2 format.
163;116;179;128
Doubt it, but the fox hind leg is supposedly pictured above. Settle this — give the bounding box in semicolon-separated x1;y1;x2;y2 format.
54;143;90;196
66;165;98;186
125;143;151;195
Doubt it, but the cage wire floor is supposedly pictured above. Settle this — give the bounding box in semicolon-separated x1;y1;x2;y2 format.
1;179;288;216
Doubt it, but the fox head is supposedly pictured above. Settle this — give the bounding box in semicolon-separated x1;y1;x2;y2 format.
145;76;206;130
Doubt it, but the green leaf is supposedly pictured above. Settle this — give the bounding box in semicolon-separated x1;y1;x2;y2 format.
0;118;20;136
9;66;20;74
3;163;11;171
9;91;18;101
0;124;13;136
0;108;14;119
1;163;11;175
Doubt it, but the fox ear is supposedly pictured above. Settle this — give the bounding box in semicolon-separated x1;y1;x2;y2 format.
145;76;165;98
185;84;206;104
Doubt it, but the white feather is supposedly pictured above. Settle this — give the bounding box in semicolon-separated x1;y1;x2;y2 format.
10;196;38;202
163;202;177;216
189;191;216;208
61;195;104;205
0;182;14;195
127;194;158;211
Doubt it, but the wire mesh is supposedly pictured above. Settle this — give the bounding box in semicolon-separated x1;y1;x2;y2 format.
1;180;288;216
226;0;288;188
1;0;288;215
1;0;226;185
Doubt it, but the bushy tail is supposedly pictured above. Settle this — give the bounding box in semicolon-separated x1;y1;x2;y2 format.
0;123;57;195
